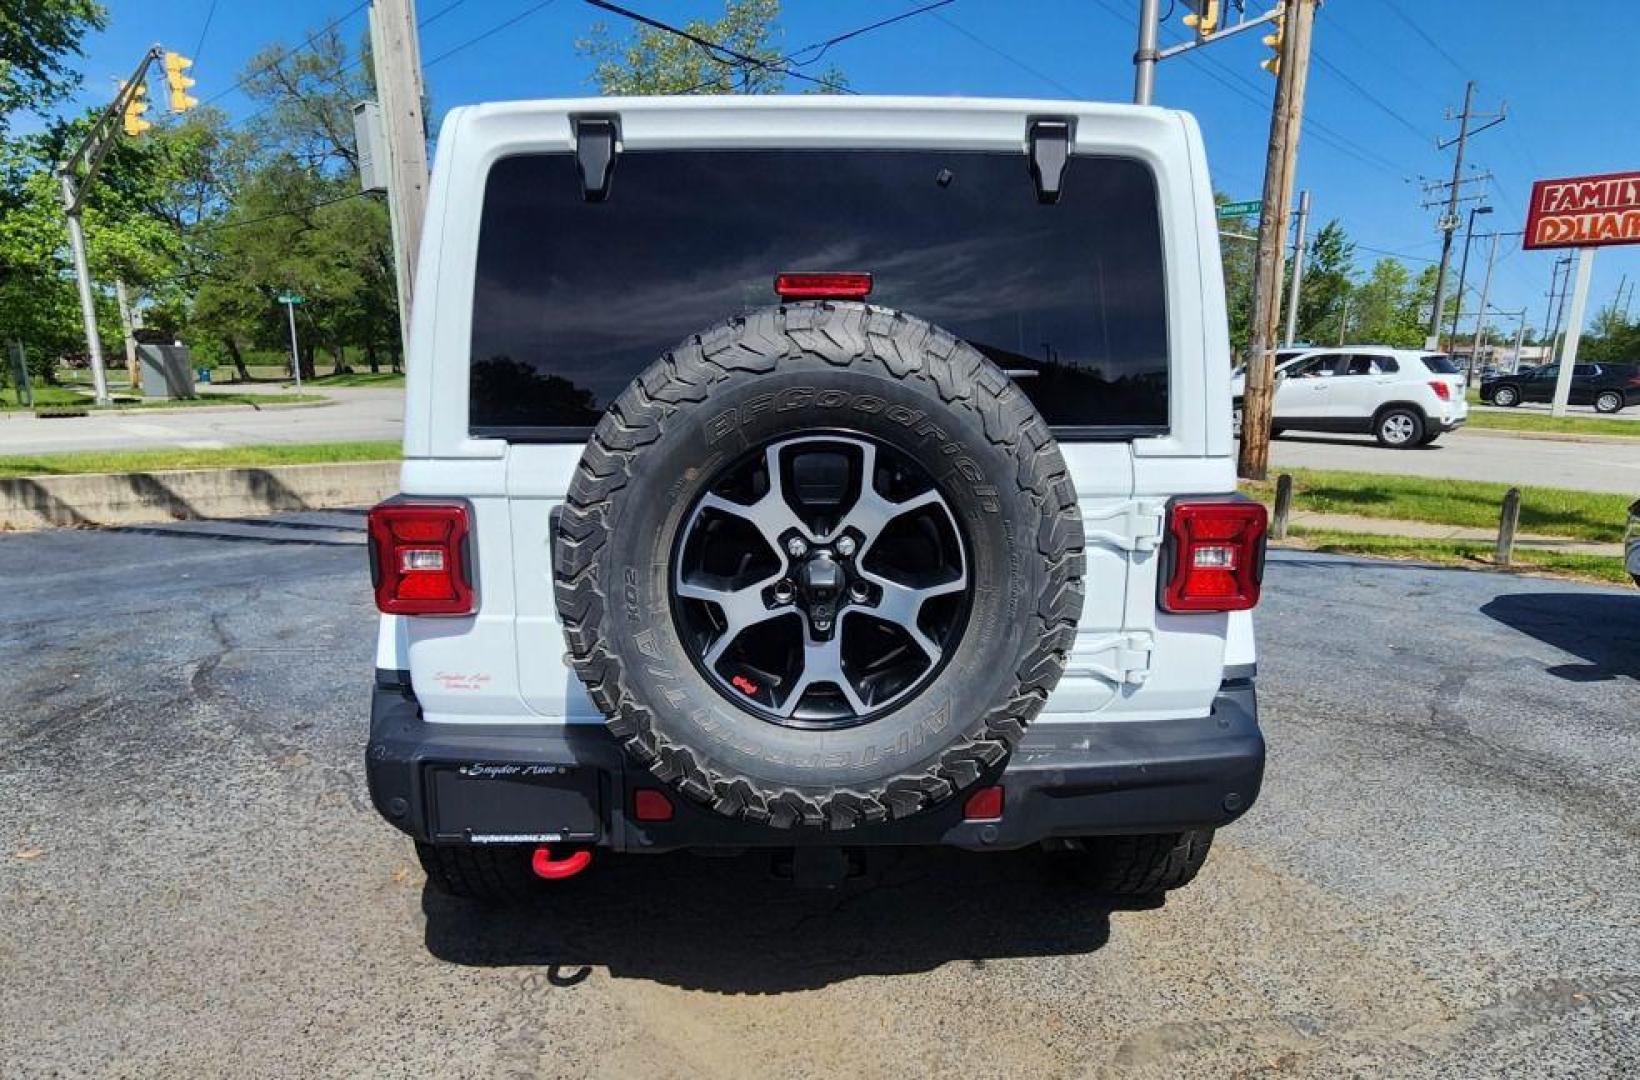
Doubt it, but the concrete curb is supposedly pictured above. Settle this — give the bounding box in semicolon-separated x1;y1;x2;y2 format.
1460;425;1640;446
0;461;399;530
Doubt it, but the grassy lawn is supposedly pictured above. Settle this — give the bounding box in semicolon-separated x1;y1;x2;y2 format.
1285;527;1631;586
0;440;401;478
1463;410;1640;438
2;385;93;409
3;386;325;412
301;371;405;387
1243;468;1631;543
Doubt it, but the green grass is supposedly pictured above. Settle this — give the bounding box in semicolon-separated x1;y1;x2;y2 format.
1;385;92;409
1284;527;1632;586
1243;468;1631;543
301;371;405;387
2;386;325;412
1463;410;1640;438
0;440;401;478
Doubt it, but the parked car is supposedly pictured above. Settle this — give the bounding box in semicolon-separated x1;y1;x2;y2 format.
1480;362;1640;413
1232;346;1468;447
1627;498;1640;587
364;96;1268;902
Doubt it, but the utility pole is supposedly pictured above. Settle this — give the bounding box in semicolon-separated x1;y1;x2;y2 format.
1446;203;1492;352
1239;0;1316;481
1541;256;1564;342
114;278;140;392
1337;294;1352;346
368;0;430;358
1282;188;1311;346
1466;231;1500;384
1424;81;1505;349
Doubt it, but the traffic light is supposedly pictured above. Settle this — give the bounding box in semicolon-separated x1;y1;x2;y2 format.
121;80;152;136
1183;1;1221;39
1261;5;1286;76
164;52;197;112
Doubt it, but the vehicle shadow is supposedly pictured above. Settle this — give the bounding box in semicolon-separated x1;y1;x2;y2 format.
422;845;1145;993
1274;433;1443;450
1481;591;1640;681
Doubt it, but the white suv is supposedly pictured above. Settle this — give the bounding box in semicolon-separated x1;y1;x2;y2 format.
1232;346;1469;447
365;97;1267;899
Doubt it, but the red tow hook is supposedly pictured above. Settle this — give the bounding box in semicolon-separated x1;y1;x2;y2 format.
530;846;592;881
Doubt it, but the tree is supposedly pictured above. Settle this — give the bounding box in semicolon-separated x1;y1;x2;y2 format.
577;0;844;95
1293;220;1353;345
1349;258;1425;347
0;0;106;133
1581;303;1640;362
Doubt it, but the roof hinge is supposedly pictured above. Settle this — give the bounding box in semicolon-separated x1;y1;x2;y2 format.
1082;498;1166;554
575;116;619;203
1068;631;1154;687
1027;118;1072;204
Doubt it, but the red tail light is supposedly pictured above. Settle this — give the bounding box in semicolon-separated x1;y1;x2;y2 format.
774;271;873;301
1161;500;1268;613
963;785;1004;821
367;500;476;616
1429;380;1451;401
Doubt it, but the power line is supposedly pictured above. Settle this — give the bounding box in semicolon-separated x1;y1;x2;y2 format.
930;12;1082;98
425;0;559;68
192;0;222;62
190;190;369;233
1376;0;1470;79
198;1;369;109
787;0;957;68
581;0;851;92
1310;49;1430;143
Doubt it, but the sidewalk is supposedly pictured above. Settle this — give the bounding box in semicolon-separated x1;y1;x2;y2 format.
1284;509;1625;558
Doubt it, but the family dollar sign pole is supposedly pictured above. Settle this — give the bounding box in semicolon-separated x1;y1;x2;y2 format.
279;294;305;392
1522;169;1640;415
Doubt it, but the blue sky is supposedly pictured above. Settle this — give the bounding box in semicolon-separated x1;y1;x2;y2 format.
58;1;1640;337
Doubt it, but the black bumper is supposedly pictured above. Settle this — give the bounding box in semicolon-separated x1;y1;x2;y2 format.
366;674;1265;852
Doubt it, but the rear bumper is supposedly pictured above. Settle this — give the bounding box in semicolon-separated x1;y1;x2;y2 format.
366;675;1265;852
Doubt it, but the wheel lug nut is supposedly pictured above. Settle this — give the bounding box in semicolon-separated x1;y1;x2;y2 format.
774;580;795;603
786;536;809;558
849;581;870;602
835;535;857;558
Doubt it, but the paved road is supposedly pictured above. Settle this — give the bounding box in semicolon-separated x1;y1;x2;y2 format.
0;386;403;454
2;516;1637;1076
1270;426;1640;493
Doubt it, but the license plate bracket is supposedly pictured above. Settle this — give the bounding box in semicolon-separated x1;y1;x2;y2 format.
426;762;602;844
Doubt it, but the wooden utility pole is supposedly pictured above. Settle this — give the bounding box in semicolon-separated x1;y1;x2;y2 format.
368;0;430;357
1238;0;1316;482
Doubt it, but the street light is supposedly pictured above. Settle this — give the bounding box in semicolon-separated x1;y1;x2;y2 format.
1446;204;1492;356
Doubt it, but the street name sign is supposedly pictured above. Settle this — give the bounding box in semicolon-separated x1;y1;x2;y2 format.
1217;200;1261;219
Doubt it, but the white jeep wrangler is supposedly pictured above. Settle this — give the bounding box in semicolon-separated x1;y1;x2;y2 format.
365;96;1267;898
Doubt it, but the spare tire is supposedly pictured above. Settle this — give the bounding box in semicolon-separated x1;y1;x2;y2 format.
552;302;1084;829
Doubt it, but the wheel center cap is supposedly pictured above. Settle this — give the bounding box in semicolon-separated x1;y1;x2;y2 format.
797;551;844;636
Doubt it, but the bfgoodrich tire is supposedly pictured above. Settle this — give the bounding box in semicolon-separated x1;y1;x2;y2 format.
552;302;1085;829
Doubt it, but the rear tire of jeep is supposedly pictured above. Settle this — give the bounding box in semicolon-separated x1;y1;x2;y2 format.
415;842;541;903
553;302;1085;829
1061;830;1216;896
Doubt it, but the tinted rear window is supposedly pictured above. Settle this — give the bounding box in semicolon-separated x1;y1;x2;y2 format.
469;149;1169;436
1421;354;1459;374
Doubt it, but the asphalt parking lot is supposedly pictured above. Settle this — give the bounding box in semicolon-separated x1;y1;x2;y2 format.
2;513;1637;1077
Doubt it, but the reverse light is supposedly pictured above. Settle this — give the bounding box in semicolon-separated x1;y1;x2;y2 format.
367;500;476;616
1429;381;1452;401
774;271;873;301
1161;500;1268;613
